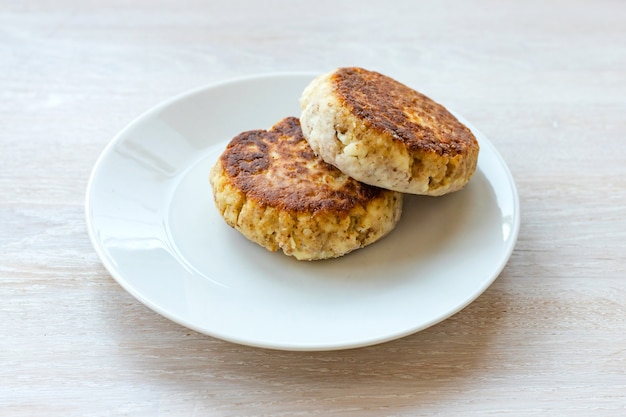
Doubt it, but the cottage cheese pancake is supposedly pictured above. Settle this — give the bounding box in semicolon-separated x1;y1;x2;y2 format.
299;67;479;195
209;117;403;260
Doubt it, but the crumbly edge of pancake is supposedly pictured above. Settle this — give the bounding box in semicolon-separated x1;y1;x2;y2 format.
210;159;402;260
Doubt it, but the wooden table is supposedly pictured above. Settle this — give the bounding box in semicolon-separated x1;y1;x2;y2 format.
3;0;625;415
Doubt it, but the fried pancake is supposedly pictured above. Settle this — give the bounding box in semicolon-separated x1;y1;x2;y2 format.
299;67;479;195
209;117;403;261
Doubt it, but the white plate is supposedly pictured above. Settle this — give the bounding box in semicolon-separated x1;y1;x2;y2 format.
86;73;520;351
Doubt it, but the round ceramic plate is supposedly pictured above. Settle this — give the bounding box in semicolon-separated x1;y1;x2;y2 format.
86;73;520;351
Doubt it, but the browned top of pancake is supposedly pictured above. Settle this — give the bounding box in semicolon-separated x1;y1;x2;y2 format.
331;67;478;156
219;117;386;212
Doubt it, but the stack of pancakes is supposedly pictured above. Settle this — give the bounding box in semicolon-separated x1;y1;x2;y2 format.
210;67;479;260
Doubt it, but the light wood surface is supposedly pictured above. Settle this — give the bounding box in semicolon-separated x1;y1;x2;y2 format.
3;0;626;415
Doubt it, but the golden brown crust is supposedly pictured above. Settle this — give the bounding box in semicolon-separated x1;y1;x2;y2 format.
331;67;478;157
219;117;386;214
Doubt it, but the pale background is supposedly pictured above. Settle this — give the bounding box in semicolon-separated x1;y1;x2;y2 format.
2;0;625;415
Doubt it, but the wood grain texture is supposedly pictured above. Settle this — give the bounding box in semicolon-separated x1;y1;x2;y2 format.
2;0;625;415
